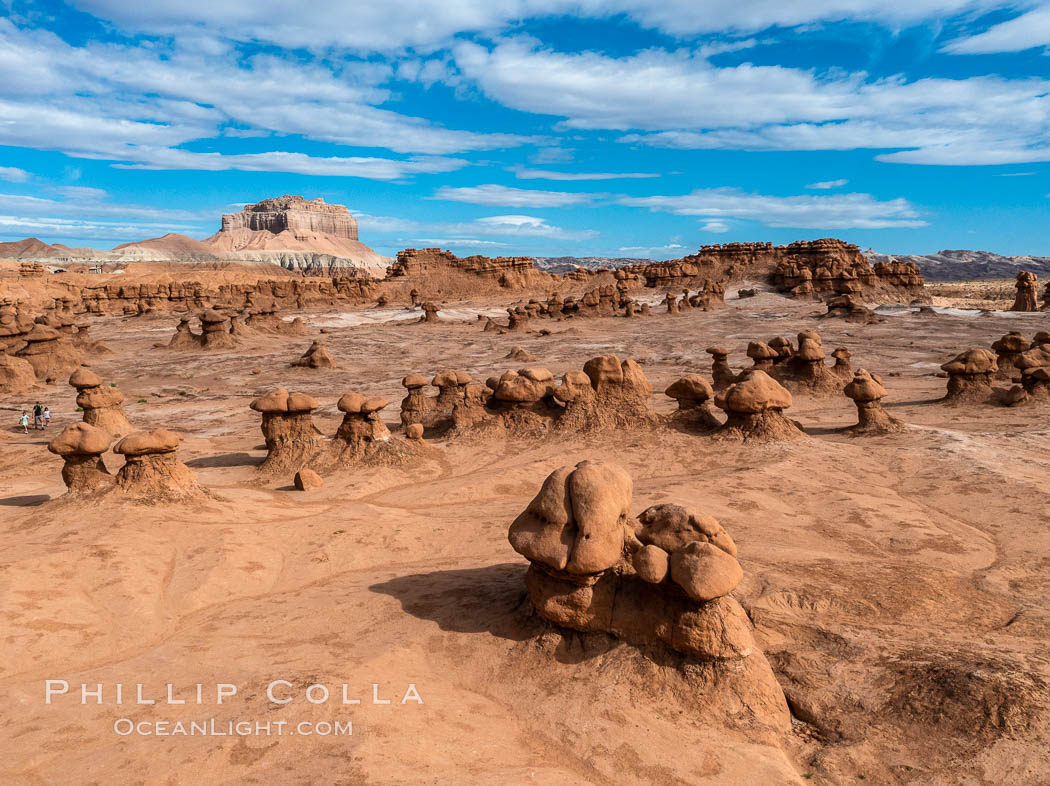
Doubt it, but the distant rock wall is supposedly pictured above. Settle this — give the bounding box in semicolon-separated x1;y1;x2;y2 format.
386;248;547;288
220;195;358;240
637;239;924;299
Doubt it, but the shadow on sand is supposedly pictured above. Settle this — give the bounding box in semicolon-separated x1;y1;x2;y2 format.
369;562;631;664
0;494;51;507
185;452;262;468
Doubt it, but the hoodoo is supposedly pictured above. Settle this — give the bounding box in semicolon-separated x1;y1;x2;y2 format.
111;429;205;502
508;461;788;725
69;366;134;436
714;370;804;441
249;389;324;473
48;422;114;494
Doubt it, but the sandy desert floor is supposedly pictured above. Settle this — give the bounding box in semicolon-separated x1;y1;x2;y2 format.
2;287;1049;785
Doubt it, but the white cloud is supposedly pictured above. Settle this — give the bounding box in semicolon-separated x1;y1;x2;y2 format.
620;188;926;229
513;166;659;180
67;0;1007;52
432;184;596;207
700;220;731;232
0;166;31;182
618;242;686;257
109;149;469;180
806;179;849;189
941;7;1050;54
51;185;109;200
0;18;523;182
0;192;208;222
0;214;200;241
455;37;1050;165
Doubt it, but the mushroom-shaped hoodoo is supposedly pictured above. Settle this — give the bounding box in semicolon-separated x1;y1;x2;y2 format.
508;461;789;720
198;309;238;349
336;392;391;445
399;372;434;429
554;355;657;432
112;428;204;501
48;422;114;493
843;369;906;434
69;366;134;436
746;341;778;372
249;388;324;473
940;348;997;404
706;346;738;391
991;332;1029;380
714;370;804;441
665;375;720;432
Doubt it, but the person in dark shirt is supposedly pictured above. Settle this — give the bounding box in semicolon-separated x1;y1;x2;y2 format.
33;402;43;430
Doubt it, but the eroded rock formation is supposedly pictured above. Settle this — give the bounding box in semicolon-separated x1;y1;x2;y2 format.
250;388;324;474
991;332;1028;380
507;460;787;720
665;376;721;432
843;369;906;434
941;349;997;404
714;370;804;441
15;324;81;382
69;366;134;436
554;355;658;432
48;422;113;494
1011;271;1038;312
112;429;205;502
293;339;336;369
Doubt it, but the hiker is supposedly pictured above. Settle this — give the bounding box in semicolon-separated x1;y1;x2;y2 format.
43;406;51;428
19;411;29;434
33;402;43;430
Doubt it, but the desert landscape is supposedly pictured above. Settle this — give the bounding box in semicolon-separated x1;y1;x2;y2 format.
2;193;1049;785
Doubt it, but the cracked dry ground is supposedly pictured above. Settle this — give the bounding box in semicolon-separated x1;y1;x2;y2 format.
1;291;1048;785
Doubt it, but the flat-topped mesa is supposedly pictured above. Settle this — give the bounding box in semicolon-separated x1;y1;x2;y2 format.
112;429;204;502
292;339;336;369
69;366;134;436
48;422;114;494
991;332;1029;380
14;324;82;383
507;461;789;721
221;195;358;240
706;346;739;392
714;369;805;441
665;376;721;432
249;388;324;474
843;369;906;434
554;355;658;432
1012;271;1039;312
386;248;542;289
941;348;998;403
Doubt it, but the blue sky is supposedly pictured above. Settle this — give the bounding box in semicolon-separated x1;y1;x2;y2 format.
0;0;1048;258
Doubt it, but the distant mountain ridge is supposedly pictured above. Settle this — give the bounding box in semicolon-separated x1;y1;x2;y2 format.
864;249;1050;282
532;256;655;274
